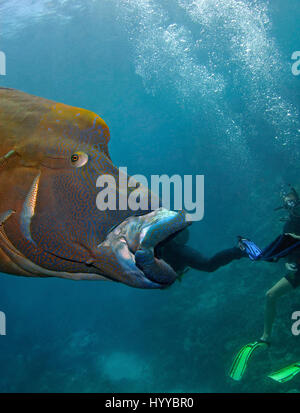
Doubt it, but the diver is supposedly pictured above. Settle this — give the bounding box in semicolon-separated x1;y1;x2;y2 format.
155;225;245;276
230;185;300;382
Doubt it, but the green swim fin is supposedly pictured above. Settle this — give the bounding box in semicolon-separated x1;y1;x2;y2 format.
268;361;300;383
229;341;268;381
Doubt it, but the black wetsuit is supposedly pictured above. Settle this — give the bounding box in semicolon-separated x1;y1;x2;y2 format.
255;213;300;288
156;234;244;275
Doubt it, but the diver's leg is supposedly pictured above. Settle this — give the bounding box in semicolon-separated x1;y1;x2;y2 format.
261;277;293;342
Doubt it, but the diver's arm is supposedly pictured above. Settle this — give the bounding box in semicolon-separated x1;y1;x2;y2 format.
159;241;245;273
188;246;245;272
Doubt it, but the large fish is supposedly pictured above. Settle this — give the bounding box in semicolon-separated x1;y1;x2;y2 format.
0;87;190;289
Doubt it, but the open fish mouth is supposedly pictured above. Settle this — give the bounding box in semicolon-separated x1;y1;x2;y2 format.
95;208;190;289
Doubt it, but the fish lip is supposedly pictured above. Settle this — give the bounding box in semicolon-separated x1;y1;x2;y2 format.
134;249;177;288
97;208;191;289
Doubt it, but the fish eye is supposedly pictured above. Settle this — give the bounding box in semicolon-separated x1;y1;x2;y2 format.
70;152;89;168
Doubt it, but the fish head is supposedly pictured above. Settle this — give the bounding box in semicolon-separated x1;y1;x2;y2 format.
1;90;191;289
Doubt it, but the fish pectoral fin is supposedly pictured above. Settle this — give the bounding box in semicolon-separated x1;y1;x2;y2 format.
20;172;41;245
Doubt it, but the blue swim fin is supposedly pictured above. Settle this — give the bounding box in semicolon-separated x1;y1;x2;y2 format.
238;237;262;261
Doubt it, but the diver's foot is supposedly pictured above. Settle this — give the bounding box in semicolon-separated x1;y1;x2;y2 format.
259;337;271;347
237;236;247;251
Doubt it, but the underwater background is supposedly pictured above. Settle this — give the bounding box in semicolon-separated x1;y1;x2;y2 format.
0;0;299;393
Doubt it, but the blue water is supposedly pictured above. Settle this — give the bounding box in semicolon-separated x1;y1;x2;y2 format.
0;0;299;393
